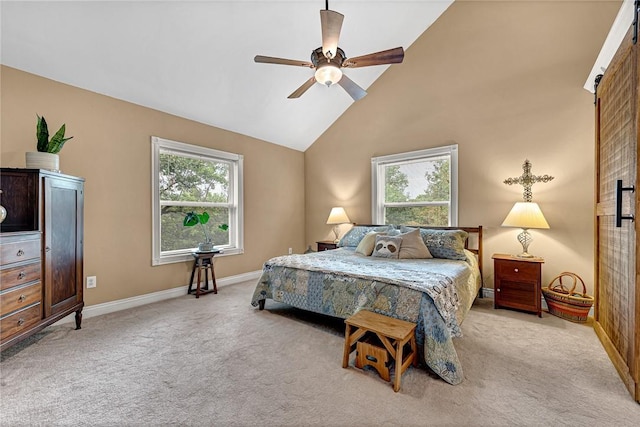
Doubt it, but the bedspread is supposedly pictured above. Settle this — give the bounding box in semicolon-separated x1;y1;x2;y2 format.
250;248;480;385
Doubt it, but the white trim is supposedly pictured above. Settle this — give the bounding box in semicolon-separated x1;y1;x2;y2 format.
371;144;458;225
57;270;262;324
151;136;244;266
583;0;636;93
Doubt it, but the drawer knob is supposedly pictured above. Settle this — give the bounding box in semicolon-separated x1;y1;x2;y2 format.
496;288;501;292
18;271;26;280
514;268;519;273
18;294;26;302
17;318;25;326
16;249;24;257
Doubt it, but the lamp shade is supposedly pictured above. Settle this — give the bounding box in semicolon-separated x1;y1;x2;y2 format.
501;202;550;229
314;64;343;87
326;207;350;225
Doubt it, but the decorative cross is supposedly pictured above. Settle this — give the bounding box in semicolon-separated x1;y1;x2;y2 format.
503;159;554;202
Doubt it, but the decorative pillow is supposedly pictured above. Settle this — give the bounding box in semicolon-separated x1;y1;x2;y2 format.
355;231;386;256
401;226;468;260
398;228;432;259
371;235;402;259
338;225;392;248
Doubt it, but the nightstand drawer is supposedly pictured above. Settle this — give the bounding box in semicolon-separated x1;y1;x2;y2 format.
317;241;338;251
496;259;539;281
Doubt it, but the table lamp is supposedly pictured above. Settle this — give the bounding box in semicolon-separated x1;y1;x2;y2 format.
501;202;549;258
326;207;351;243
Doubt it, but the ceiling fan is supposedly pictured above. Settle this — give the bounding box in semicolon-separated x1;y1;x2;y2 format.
254;0;404;101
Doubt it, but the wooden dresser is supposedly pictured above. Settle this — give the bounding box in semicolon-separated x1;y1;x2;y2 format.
0;168;84;351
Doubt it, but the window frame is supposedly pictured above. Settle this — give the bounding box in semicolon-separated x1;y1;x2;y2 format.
151;136;244;266
371;144;458;226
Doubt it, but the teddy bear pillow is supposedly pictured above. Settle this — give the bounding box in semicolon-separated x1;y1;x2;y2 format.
371;235;402;259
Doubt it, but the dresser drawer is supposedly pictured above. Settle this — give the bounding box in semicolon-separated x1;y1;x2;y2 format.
0;303;41;341
0;262;41;291
495;259;539;281
0;237;41;266
0;283;42;317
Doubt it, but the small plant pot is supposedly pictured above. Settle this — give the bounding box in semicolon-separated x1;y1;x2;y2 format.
198;242;214;252
26;152;60;172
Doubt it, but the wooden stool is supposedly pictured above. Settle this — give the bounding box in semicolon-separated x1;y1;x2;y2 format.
343;310;418;392
188;251;219;298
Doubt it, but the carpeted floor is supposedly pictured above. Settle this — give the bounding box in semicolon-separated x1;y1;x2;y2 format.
1;279;639;426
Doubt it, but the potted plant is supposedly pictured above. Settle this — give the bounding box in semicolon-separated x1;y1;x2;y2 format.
25;115;74;172
183;211;229;252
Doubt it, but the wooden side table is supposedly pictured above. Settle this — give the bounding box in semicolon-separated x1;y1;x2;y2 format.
188;251;220;298
317;241;338;251
342;310;418;392
492;253;544;317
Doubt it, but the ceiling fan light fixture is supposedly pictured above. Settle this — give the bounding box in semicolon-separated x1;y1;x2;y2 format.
314;63;342;87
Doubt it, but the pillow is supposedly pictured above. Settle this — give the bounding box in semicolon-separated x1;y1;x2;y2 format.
338;225;392;248
398;228;432;259
371;235;402;259
355;231;386;256
401;226;468;260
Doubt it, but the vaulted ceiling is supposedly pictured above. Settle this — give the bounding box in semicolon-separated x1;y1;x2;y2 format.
1;0;454;151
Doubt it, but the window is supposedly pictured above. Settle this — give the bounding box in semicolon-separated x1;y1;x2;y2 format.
151;136;243;265
371;144;458;226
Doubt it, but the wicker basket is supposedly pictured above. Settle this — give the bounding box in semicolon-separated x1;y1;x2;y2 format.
542;272;594;323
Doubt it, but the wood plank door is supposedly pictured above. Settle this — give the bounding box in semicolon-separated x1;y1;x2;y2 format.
594;25;639;403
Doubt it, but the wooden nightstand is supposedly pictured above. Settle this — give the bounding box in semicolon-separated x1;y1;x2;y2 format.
492;253;544;317
317;241;338;251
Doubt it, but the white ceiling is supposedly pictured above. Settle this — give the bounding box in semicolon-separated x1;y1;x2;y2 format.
1;0;453;151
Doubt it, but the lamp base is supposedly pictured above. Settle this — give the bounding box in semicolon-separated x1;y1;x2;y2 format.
333;225;340;243
516;229;535;258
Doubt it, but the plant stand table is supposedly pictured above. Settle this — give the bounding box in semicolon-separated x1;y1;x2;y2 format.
188;250;220;298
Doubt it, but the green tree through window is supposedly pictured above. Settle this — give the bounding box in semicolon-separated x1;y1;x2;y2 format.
373;145;457;226
152;136;243;265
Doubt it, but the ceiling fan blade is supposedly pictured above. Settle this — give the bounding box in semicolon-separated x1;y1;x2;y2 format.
288;76;317;99
337;74;367;101
320;9;344;59
254;55;314;68
342;47;404;68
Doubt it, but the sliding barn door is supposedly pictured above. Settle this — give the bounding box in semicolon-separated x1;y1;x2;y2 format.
594;26;639;402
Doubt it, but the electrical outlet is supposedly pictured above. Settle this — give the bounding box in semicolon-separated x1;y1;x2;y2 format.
86;276;97;289
288;248;293;255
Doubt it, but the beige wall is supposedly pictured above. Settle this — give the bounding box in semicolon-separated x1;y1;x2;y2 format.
1;66;305;305
305;0;620;294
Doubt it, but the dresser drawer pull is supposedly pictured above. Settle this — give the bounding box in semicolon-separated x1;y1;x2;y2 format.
18;294;27;302
17;318;25;326
16;249;25;257
18;271;26;280
514;268;519;273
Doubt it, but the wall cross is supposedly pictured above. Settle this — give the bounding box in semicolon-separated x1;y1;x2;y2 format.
503;159;554;202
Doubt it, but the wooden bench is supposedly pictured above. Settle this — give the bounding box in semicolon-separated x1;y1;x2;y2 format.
342;310;418;392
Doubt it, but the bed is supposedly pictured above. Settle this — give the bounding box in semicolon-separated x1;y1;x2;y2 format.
250;225;483;385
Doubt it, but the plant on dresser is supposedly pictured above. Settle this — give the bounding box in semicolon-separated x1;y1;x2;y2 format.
0;168;84;351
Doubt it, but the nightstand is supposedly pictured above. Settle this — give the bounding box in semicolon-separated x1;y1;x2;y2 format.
317;241;338;251
492;253;544;317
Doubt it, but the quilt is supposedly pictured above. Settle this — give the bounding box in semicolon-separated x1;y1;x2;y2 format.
250;248;481;385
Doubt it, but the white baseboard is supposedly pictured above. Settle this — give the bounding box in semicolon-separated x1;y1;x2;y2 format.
479;287;595;317
58;270;262;324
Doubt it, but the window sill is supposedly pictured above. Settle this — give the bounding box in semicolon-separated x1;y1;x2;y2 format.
152;248;244;266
